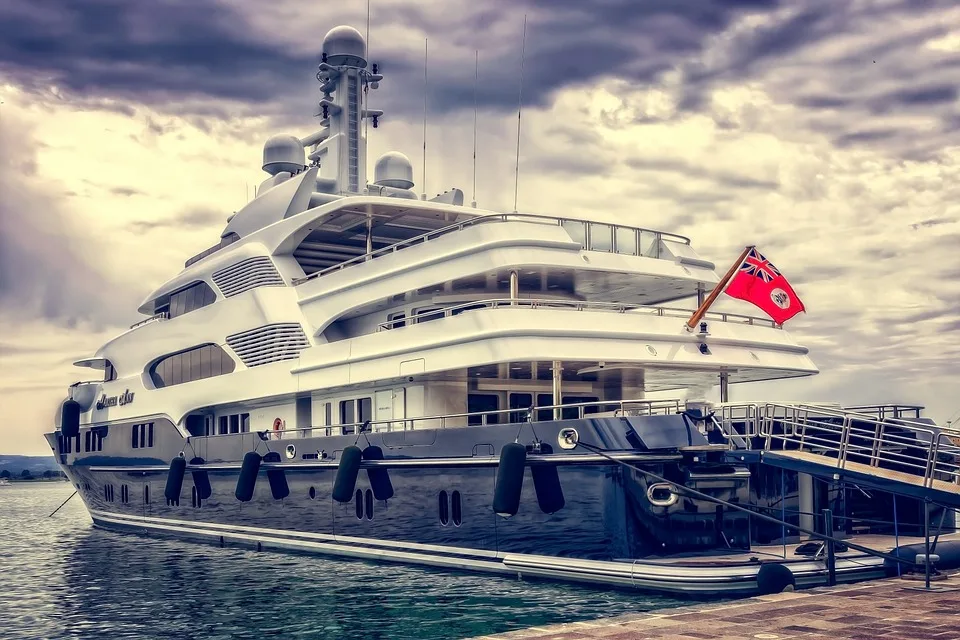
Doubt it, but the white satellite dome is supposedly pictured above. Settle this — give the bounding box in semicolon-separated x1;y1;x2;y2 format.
374;152;414;189
262;134;305;176
322;26;367;67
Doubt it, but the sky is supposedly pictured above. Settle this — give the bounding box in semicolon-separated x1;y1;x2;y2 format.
1;0;958;454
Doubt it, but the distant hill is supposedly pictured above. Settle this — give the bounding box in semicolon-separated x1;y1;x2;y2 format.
0;455;61;476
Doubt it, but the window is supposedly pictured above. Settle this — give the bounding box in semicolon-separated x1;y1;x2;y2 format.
85;431;92;452
561;396;600;420
562;220;586;248
132;423;155;448
358;398;372;423
340;400;355;426
167;281;216;319
240;414;250;433
104;484;114;502
229;415;239;434
365;489;374;521
509;393;533;424
589;223;612;252
355;489;363;520
468;394;500;426
149;344;235;389
639;230;659;258
414;307;444;324
438;490;450;526
144;485;150;505
309;486;316;500
121;485;129;504
615;226;638;255
452;490;462;526
386;312;406;329
103;360;117;382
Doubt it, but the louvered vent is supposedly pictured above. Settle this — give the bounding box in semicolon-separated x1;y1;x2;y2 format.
226;323;310;367
212;257;284;297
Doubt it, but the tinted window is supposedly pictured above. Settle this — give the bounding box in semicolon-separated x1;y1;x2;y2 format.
452;490;462;526
358;397;372;423
438;491;449;525
168;281;216;319
150;344;235;388
509;393;533;424
468;394;500;426
340;400;355;425
355;489;363;519
536;393;554;421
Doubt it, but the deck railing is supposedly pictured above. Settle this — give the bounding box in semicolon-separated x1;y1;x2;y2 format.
376;298;779;331
257;397;684;440
292;213;692;285
130;311;169;329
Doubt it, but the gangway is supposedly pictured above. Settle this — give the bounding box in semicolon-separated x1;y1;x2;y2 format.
717;403;960;508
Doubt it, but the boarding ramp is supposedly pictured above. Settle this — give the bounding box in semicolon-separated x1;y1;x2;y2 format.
717;403;960;508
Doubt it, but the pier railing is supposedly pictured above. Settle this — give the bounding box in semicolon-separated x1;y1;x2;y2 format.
292;213;692;285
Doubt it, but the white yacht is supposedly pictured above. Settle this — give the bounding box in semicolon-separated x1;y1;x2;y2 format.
48;25;960;595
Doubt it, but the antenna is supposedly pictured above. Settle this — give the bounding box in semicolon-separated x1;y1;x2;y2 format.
364;0;372;181
472;50;479;208
513;15;527;213
422;37;428;201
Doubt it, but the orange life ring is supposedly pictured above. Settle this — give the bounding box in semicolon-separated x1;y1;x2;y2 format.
273;418;283;431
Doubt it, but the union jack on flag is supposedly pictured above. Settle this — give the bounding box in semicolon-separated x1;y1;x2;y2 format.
738;248;781;283
724;245;805;325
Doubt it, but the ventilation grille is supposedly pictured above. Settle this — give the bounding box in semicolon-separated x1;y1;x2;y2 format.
226;323;310;367
212;257;284;297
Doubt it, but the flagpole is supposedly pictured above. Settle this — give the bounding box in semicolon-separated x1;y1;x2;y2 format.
685;245;754;331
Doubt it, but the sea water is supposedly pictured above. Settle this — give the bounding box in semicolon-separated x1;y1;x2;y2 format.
0;483;686;639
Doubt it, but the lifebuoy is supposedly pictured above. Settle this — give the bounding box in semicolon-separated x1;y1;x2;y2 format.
273;418;284;439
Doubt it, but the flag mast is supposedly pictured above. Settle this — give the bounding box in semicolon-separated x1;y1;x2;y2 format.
685;245;754;331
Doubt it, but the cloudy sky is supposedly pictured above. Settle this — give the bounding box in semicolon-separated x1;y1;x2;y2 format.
1;0;958;454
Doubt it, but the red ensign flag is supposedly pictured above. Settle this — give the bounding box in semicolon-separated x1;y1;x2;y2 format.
725;248;805;324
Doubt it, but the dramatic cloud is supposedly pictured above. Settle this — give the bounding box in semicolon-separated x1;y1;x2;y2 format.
1;0;959;454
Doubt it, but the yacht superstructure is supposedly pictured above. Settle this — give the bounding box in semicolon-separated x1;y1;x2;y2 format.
48;25;959;595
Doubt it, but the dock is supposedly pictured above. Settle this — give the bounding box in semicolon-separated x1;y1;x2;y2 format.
478;573;960;639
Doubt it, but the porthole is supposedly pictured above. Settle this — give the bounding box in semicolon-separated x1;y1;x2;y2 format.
144;485;150;505
364;489;374;521
452;490;462;527
285;444;296;459
646;345;657;356
355;489;363;520
308;486;316;500
438;490;449;526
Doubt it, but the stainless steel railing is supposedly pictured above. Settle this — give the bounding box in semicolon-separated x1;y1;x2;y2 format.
260;397;684;440
375;298;779;331
292;213;692;285
129;311;169;329
718;402;960;490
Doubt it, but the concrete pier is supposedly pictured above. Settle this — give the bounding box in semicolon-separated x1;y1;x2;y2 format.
478;573;960;640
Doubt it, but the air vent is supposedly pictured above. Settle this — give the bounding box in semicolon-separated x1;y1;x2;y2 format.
226;323;310;367
212;257;284;298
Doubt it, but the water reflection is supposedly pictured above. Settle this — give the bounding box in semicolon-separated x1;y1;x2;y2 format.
2;484;686;640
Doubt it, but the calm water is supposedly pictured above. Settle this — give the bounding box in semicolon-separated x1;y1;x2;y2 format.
0;483;687;640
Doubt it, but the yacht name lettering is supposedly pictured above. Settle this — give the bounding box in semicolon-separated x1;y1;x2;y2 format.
96;389;135;410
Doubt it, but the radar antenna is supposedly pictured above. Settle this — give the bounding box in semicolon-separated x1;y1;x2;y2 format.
421;38;428;201
472;50;479;209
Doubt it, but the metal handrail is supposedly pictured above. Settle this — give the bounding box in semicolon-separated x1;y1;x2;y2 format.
752;402;960;489
255;397;684;440
292;213;692;285
376;298;779;331
130;311;169;329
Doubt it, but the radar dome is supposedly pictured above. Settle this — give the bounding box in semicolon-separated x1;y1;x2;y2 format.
374;152;414;189
323;26;367;67
262;134;305;176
